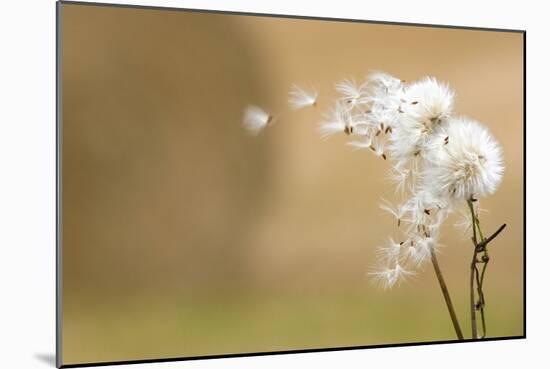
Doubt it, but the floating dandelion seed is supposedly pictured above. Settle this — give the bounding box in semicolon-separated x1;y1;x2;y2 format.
242;105;273;135
288;84;318;110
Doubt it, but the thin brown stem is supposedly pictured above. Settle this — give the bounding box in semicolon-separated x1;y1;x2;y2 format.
467;199;507;340
474;263;486;338
468;200;479;339
430;247;464;340
478;224;507;249
469;249;478;339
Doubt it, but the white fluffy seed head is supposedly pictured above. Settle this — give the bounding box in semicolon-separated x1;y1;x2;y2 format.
423;117;504;201
386;77;454;167
403;77;455;127
242;105;272;135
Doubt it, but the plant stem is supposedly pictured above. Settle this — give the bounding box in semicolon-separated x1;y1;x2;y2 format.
467;199;507;339
469;248;478;339
468;200;479;339
430;247;464;340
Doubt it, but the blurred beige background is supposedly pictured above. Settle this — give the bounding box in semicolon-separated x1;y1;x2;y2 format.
60;3;524;365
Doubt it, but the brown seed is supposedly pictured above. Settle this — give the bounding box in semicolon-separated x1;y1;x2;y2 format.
411;101;419;105
376;130;381;137
424;209;431;215
382;153;387;160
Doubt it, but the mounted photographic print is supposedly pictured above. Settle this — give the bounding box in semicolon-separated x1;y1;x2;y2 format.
56;1;525;367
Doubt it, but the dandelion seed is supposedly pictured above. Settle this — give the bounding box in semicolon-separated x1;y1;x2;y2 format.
369;138;386;159
366;71;403;93
406;236;435;266
319;101;351;139
346;137;373;150
288;84;318;110
376;237;403;264
380;199;407;226
369;263;415;289
388;166;410;194
242;105;272;135
454;203;488;234
335;78;365;106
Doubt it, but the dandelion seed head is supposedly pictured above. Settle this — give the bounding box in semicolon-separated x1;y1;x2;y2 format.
423;117;504;201
404;77;455;127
